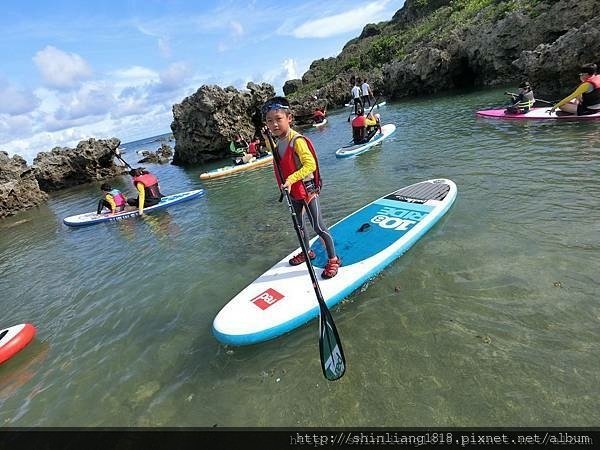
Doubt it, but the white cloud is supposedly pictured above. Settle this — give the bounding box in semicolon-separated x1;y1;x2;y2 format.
0;78;40;115
283;58;299;80
55;84;114;121
282;0;391;38
33;46;93;89
112;66;159;86
230;20;244;37
217;19;247;52
158;38;172;58
0;115;34;141
256;58;305;94
158;62;192;91
134;21;173;59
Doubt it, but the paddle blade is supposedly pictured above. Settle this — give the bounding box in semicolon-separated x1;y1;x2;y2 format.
318;305;346;381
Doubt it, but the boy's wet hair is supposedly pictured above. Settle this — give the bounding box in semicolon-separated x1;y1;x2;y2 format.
101;183;111;191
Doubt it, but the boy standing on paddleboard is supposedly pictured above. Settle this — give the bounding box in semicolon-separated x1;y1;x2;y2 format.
261;97;341;279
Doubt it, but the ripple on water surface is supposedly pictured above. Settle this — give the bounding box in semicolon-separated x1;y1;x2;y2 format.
1;89;599;426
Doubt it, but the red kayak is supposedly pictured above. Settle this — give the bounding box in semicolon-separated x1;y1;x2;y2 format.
0;323;36;365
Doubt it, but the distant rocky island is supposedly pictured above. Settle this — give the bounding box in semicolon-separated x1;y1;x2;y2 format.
2;0;599;218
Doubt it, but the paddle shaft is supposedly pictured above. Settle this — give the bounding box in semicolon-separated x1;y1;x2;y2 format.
348;96;380;122
266;130;346;381
504;92;554;105
113;150;133;169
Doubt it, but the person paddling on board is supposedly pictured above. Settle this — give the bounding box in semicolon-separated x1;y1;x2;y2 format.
505;81;535;114
126;168;164;215
364;111;381;141
313;108;326;124
361;78;373;108
351;106;369;144
97;183;127;215
549;63;600;116
261;96;341;279
351;79;362;115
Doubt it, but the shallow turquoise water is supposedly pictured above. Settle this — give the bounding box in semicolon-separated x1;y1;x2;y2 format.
1;88;599;426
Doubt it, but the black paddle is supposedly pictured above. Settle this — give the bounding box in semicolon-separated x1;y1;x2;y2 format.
349;96;380;121
265;129;346;381
504;91;554;105
113;147;133;169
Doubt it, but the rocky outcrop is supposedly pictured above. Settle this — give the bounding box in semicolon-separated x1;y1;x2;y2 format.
137;143;173;164
383;0;600;99
171;82;275;165
514;16;600;98
283;79;303;96
289;0;600;106
33;138;124;192
0;152;47;219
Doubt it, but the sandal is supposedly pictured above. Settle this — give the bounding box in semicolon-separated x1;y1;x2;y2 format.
321;257;341;279
289;250;316;266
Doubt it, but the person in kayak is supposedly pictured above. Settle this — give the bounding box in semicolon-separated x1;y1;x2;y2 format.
505;81;535;114
230;134;252;165
262;96;341;279
126;168;165;215
97;183;127;215
549;63;600;115
313;108;326;124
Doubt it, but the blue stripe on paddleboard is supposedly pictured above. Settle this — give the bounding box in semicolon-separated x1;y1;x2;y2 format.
376;198;434;212
310;200;434;267
212;188;456;346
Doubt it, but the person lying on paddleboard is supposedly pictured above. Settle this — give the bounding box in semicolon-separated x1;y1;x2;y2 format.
126;168;165;215
549;63;600;116
262;96;341;279
97;183;127;215
505;80;535;114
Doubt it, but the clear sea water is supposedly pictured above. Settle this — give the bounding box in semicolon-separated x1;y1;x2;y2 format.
1;88;598;427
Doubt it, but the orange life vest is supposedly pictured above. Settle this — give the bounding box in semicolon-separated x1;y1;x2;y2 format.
352;115;366;127
133;173;161;199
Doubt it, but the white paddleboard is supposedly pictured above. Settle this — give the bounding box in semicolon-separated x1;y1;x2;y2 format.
213;178;457;346
335;124;396;158
63;189;205;227
199;155;273;180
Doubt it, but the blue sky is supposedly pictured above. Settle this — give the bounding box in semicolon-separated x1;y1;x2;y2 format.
1;0;404;162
